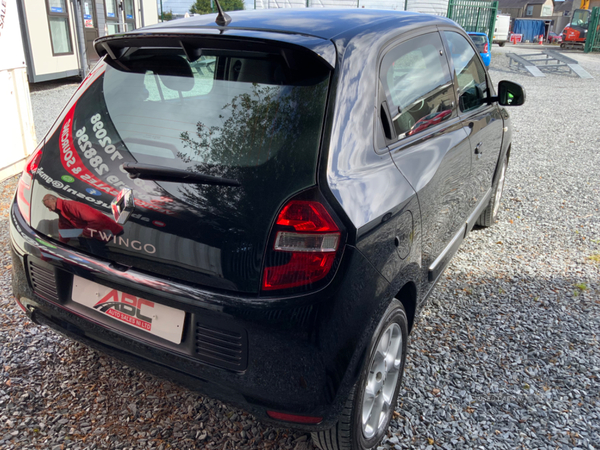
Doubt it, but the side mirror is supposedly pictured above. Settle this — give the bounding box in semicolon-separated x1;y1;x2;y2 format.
497;80;526;106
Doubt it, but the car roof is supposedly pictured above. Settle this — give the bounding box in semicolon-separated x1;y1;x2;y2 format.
141;9;454;41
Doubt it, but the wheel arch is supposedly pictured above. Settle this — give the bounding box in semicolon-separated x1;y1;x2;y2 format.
492;143;511;186
394;281;417;334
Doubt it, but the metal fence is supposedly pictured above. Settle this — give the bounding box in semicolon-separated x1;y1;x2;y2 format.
253;0;451;14
446;0;498;43
584;7;600;53
253;0;498;35
253;0;406;9
254;0;357;7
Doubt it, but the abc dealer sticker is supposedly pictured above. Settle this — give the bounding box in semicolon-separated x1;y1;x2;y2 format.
72;276;185;344
153;220;166;228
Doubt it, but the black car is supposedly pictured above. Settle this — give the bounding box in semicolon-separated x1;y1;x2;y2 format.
10;9;524;450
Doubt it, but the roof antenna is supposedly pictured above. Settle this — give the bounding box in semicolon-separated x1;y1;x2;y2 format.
213;0;232;26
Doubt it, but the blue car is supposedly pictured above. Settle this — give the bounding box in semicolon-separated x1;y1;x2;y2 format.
468;32;491;67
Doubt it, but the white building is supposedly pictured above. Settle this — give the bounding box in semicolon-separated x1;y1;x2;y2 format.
1;0;37;180
16;0;158;82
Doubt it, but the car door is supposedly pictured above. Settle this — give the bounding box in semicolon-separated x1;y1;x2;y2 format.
380;31;473;293
443;31;504;215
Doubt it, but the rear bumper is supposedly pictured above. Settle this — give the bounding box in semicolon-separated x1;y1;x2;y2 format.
9;202;393;431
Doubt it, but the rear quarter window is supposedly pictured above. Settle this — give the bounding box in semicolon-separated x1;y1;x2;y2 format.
380;32;456;140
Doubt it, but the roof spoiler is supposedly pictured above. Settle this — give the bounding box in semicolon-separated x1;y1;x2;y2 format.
94;32;336;69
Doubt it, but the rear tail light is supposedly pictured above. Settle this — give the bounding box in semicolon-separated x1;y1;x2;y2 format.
484;43;489;53
16;145;43;225
262;199;342;292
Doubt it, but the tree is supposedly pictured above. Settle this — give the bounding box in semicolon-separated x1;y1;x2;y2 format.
189;0;244;15
159;9;173;21
177;81;328;236
177;80;328;290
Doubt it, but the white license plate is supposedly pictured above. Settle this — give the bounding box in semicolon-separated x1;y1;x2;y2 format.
71;276;185;344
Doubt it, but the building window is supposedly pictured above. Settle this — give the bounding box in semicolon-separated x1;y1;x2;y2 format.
124;0;136;31
104;0;120;34
46;0;73;55
526;5;533;16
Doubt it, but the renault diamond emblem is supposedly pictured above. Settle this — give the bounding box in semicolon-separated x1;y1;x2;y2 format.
111;188;135;225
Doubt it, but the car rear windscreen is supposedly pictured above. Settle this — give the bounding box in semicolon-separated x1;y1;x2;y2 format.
98;48;330;174
469;35;487;52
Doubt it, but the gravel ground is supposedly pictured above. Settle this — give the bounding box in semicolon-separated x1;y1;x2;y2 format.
29;77;80;142
1;48;599;449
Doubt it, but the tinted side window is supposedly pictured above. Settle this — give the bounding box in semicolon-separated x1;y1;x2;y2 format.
444;31;488;113
380;33;455;140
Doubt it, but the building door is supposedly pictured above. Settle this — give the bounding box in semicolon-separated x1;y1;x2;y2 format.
81;0;99;66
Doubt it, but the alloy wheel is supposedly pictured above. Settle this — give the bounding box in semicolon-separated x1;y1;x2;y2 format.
361;323;403;440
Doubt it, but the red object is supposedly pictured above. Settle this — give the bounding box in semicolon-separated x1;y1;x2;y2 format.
563;10;590;44
16;146;43;225
539;34;543;45
54;198;124;243
59;106;119;198
547;32;563;43
483;42;489;53
564;27;585;43
262;200;340;291
266;411;323;424
407;109;452;137
275;201;338;232
13;297;28;313
510;34;523;44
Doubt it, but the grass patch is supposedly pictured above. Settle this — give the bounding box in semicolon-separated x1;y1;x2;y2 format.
573;283;588;297
588;253;600;263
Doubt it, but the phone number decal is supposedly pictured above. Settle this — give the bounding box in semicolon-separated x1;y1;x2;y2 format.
59;106;177;216
60;107;119;196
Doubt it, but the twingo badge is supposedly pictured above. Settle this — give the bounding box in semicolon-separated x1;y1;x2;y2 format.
111;188;134;224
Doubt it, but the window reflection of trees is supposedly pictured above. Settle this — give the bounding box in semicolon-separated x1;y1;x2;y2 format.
175;81;328;237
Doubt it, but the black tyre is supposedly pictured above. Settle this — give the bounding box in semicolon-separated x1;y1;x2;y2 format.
312;300;408;450
499;42;506;47
477;153;508;227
